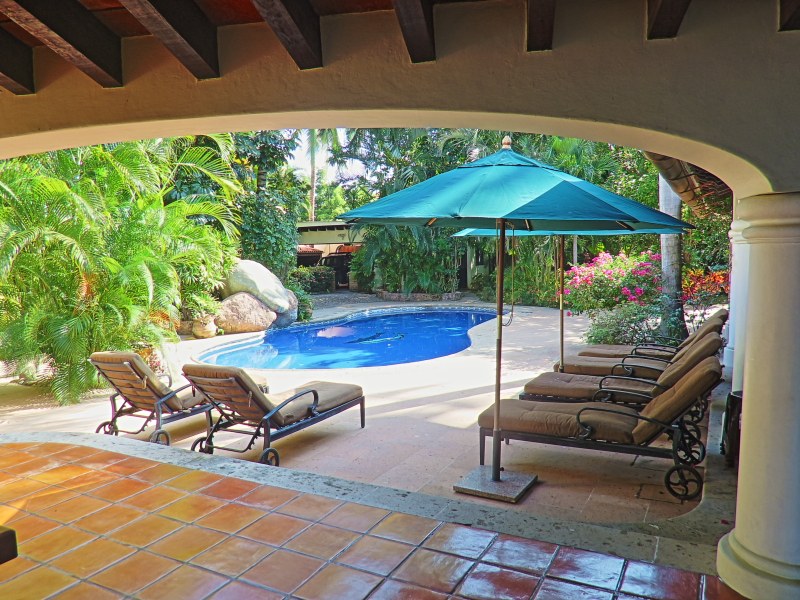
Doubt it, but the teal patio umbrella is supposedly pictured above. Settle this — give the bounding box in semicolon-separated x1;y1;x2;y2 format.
339;138;691;501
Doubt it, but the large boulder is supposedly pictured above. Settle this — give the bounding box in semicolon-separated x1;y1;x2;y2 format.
272;289;298;328
216;292;277;334
191;315;217;339
224;260;294;314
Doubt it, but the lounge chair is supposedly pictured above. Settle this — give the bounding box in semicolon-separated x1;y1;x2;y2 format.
478;357;722;500
182;363;365;466
556;323;724;378
522;332;723;410
90;351;213;445
573;309;727;359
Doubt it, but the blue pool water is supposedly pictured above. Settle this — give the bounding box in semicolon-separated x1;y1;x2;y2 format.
199;307;496;369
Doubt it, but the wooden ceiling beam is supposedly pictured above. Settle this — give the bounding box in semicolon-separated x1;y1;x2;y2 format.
118;0;218;79
647;0;692;39
0;26;34;94
0;0;121;87
392;0;435;63
250;0;322;69
527;0;556;51
780;0;800;31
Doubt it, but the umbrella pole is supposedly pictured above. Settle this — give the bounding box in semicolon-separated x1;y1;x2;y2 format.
559;234;565;373
492;219;505;482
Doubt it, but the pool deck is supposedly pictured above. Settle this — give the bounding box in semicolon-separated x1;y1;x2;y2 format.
0;293;741;596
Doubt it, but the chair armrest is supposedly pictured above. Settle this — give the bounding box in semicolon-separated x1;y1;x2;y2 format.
621;355;671;365
649;335;683;346
154;384;193;411
632;344;678;356
609;363;661;379
263;389;321;422
576;405;675;439
591;387;655;403
598;375;667;391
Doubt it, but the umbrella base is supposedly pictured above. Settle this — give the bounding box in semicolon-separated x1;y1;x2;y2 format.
453;466;538;503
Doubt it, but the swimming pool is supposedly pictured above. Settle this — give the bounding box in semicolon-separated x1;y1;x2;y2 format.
199;307;496;369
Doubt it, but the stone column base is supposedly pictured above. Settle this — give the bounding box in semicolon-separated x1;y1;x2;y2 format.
718;532;800;599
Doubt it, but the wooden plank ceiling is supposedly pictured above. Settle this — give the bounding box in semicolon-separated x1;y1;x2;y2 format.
0;1;795;95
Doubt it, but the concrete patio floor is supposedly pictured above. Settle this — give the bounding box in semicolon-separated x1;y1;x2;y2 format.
0;294;739;586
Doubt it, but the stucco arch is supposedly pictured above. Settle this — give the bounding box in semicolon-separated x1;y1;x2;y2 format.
0;0;792;198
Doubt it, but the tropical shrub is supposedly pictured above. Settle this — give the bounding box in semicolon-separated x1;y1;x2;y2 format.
583;302;664;345
564;251;663;313
0;138;240;403
682;267;730;330
285;283;313;321
351;225;460;294
288;266;335;293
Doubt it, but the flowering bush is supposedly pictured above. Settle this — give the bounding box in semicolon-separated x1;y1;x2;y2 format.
682;268;730;331
564;251;663;313
682;269;730;303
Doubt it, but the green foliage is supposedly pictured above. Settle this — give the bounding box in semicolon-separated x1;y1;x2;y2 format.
506;237;559;307
583;302;664;345
348;245;376;291
351;225;460;294
682;204;733;271
285;283;313;321
313;182;350;221
0;138;240;403
289;266;335;293
234;131;306;279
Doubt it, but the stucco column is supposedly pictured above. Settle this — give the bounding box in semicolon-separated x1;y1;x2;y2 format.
724;219;750;390
717;193;800;599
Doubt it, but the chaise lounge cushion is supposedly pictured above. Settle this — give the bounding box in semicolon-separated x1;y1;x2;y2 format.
478;399;640;444
182;363;362;428
523;372;657;402
632;356;722;444
270;381;364;426
90;351;202;411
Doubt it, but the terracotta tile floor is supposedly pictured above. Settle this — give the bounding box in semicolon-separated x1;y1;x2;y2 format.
0;442;746;599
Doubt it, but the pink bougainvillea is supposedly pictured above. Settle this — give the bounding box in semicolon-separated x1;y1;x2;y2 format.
563;250;663;312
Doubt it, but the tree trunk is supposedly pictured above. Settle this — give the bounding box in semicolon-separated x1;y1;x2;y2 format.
309;131;317;221
659;175;689;338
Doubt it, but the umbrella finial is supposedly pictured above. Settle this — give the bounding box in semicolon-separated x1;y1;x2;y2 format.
502;135;512;149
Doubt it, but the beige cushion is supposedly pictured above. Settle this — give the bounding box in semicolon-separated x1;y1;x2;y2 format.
632;357;722;444
478;399;639;444
523;372;603;399
269;381;364;426
524;371;657;404
573;343;674;359
708;308;729;323
90;351;205;411
672;319;723;359
557;355;667;378
656;333;723;388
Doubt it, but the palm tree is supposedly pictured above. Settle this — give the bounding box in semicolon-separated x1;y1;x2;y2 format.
305;128;340;221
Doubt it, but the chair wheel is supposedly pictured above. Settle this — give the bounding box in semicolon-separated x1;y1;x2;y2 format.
149;429;170;445
259;448;280;466
191;437;213;454
96;421;118;436
665;465;703;501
